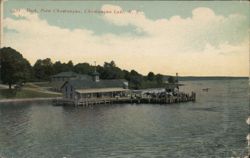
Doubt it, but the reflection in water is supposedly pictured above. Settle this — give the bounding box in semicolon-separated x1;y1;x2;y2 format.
0;79;248;158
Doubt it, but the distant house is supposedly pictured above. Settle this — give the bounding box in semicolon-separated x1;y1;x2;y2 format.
61;72;129;100
51;71;91;82
50;71;92;92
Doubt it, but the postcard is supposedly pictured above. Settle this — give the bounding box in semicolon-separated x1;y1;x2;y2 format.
0;0;249;157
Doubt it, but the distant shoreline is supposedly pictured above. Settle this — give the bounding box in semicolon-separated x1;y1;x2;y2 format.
177;76;248;81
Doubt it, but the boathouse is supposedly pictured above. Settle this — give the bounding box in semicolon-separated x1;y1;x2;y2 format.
54;71;196;106
61;72;129;101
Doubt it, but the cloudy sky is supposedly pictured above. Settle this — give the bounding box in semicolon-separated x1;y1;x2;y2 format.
2;0;250;76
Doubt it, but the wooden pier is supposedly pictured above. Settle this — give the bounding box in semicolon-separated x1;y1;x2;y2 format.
52;92;196;106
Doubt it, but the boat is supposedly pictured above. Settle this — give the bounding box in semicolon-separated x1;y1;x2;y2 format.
202;88;209;92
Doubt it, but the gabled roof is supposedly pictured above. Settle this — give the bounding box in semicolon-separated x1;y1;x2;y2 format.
52;71;78;77
52;71;92;80
78;74;92;80
61;79;127;89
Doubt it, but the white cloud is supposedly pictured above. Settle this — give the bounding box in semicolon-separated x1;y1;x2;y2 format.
102;5;248;50
3;6;249;76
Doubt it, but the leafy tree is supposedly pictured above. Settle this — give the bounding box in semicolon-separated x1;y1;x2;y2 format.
110;60;116;67
100;61;124;79
33;58;54;81
53;60;74;74
74;62;94;75
103;60;116;68
129;70;143;89
0;47;32;89
147;72;155;81
155;74;164;84
67;60;74;71
53;61;63;74
123;70;130;81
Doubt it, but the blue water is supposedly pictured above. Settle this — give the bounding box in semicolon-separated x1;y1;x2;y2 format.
0;79;249;158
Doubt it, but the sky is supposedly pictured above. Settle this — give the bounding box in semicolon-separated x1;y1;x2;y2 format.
1;0;250;76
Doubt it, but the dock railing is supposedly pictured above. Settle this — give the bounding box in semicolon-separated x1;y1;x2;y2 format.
53;91;196;106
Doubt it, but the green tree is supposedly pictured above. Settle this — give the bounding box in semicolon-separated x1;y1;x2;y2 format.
129;70;143;89
74;63;94;75
67;60;74;71
155;74;164;84
147;72;155;81
53;61;63;74
123;70;130;81
54;60;74;74
100;61;124;79
33;58;54;81
110;60;116;67
103;60;116;68
0;47;32;89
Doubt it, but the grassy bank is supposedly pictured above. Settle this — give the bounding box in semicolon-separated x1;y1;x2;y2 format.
31;82;52;87
0;89;61;99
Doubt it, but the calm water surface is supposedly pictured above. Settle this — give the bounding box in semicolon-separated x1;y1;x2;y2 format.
0;79;249;158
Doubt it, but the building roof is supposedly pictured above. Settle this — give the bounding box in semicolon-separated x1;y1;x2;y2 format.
52;71;91;80
78;74;92;80
52;71;78;77
75;88;128;94
61;79;127;90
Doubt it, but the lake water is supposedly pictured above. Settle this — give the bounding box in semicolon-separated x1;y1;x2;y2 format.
0;79;249;158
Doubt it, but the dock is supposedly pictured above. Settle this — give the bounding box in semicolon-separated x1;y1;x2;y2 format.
52;92;196;106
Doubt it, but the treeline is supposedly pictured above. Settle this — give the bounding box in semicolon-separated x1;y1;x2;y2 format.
33;59;167;89
0;47;174;89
